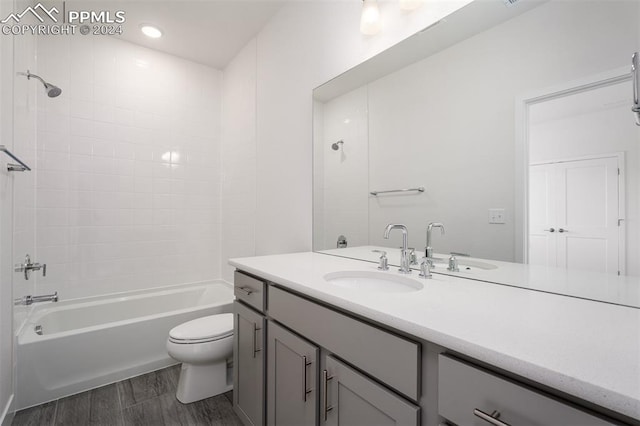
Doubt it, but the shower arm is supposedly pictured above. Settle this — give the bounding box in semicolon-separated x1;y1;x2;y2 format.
17;71;46;86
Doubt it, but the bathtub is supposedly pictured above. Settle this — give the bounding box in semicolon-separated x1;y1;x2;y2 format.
16;280;234;410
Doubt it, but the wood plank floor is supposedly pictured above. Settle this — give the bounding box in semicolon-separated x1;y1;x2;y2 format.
12;365;243;426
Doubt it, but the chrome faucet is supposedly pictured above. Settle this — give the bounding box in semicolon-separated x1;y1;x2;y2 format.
383;224;411;274
425;222;445;266
14;292;58;306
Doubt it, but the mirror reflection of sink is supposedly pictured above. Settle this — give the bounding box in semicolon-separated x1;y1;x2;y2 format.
324;271;424;293
432;259;497;271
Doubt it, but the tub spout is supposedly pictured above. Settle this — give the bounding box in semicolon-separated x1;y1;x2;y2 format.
15;292;58;306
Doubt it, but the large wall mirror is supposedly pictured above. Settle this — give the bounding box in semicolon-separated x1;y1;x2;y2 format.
312;0;640;307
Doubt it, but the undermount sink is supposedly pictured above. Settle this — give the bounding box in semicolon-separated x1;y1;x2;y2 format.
324;270;424;293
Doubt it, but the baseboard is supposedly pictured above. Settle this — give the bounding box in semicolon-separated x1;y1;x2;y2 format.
0;394;14;426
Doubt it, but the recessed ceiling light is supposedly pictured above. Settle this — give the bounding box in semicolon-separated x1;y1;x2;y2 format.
140;24;162;39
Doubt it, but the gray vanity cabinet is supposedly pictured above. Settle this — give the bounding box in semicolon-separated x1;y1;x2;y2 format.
234;300;266;426
233;269;626;426
267;321;319;426
324;355;420;426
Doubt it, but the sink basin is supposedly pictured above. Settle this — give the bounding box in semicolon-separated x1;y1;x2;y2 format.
324;271;424;293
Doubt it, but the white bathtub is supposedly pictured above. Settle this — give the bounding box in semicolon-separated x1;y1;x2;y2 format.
16;281;234;410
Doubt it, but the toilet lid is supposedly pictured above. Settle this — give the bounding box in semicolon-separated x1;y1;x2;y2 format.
169;313;233;343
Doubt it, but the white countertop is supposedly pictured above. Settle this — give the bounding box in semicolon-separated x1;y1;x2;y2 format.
230;251;640;421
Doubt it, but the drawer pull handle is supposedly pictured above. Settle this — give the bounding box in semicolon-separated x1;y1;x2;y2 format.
237;286;254;295
474;409;510;426
302;356;313;402
252;324;261;358
323;369;334;421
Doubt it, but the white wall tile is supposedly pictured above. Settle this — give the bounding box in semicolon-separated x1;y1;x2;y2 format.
35;36;222;300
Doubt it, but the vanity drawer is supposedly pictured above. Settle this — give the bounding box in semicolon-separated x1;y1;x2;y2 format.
268;285;420;401
234;271;266;313
438;355;613;426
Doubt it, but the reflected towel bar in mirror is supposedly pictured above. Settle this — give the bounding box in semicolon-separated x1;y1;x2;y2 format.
0;145;31;172
370;187;425;196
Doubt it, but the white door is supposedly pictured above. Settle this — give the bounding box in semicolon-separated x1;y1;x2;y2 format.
529;156;621;274
556;157;620;273
528;164;556;267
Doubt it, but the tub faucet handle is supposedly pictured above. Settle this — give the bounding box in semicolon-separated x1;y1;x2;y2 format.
14;254;47;280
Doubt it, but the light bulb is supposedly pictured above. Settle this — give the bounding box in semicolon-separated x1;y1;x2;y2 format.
360;0;381;35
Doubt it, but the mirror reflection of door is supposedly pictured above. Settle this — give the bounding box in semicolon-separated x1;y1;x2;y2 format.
528;78;637;276
529;156;621;274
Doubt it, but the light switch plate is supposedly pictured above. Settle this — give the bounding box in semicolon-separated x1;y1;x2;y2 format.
489;208;506;224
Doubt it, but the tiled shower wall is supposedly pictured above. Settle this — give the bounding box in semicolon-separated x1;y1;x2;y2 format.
33;35;222;300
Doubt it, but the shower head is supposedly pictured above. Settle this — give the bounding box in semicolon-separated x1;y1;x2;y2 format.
19;71;62;98
331;140;344;151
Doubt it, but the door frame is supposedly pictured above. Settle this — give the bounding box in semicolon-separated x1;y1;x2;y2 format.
514;66;631;264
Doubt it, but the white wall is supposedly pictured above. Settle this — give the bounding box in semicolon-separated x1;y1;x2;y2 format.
0;2;14;419
1;0;37;421
319;86;369;250
33;36;222;300
223;0;472;260
221;39;257;282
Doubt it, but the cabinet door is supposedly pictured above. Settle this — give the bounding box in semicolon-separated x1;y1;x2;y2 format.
323;356;420;426
234;301;266;426
267;321;319;426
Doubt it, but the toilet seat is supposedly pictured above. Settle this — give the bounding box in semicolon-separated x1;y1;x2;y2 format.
169;313;233;344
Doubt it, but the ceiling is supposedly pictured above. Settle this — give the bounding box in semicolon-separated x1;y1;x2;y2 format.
68;1;286;69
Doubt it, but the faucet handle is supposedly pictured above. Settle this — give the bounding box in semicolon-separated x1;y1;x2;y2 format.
372;250;389;271
419;257;432;279
408;248;418;265
447;255;459;272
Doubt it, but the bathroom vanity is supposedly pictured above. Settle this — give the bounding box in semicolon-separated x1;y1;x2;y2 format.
230;252;640;426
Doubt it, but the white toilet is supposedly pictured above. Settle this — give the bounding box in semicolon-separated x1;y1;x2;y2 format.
166;313;234;404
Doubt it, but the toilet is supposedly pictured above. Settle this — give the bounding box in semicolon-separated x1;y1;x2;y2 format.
166;313;234;404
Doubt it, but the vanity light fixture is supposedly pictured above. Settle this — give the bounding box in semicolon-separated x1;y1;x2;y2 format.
399;0;423;11
140;24;163;39
360;0;381;35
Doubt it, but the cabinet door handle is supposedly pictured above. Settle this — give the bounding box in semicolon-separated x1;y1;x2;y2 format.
544;228;555;233
322;369;334;421
252;324;261;358
473;409;511;426
302;355;313;402
558;228;568;233
237;286;253;295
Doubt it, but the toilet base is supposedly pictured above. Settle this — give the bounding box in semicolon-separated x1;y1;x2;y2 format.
175;361;232;404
